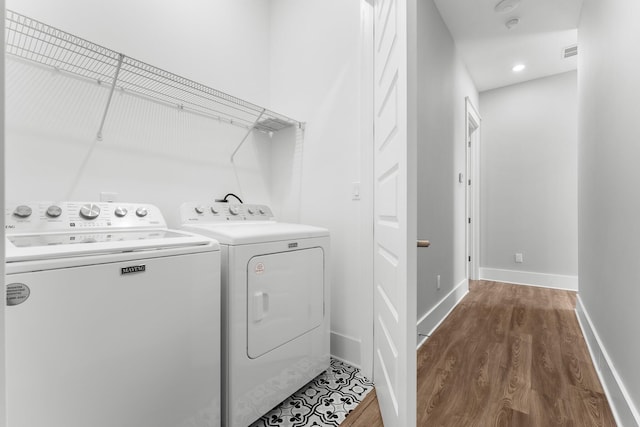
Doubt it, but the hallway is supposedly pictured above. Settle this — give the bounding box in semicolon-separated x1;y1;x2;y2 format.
344;281;616;426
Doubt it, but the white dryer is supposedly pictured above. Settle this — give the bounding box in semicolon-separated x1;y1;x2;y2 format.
5;201;222;427
180;202;330;427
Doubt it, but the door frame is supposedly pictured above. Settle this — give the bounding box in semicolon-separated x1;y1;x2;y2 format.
465;97;481;281
1;5;6;427
359;0;375;381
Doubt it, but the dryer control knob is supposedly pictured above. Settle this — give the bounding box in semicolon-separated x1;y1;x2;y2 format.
195;206;205;214
136;207;148;217
114;207;128;217
258;208;265;215
46;205;62;218
13;205;33;218
211;206;219;214
247;208;255;215
79;203;100;220
229;206;240;216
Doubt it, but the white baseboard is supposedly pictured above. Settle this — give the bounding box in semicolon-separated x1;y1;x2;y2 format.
576;296;640;427
330;331;361;369
479;267;578;291
417;278;469;347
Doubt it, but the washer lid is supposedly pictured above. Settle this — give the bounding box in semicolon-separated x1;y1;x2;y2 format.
181;222;329;245
5;229;219;262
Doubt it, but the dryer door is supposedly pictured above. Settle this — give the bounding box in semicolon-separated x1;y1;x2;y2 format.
247;247;324;358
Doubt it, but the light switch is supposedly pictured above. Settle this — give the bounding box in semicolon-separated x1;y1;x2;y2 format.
352;182;361;201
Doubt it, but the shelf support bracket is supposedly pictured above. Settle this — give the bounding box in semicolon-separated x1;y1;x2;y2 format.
230;108;266;200
96;53;125;141
230;108;266;163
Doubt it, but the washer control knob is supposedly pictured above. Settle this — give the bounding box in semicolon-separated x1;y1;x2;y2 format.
114;207;128;217
13;205;33;218
46;205;62;218
229;205;240;216
247;208;255;215
258;208;265;215
195;206;205;214
135;207;148;217
211;206;219;214
79;203;100;220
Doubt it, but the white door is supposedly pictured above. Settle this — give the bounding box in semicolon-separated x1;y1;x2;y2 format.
246;248;324;358
373;0;417;425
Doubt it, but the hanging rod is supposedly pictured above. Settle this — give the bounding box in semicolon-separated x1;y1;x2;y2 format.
4;9;305;136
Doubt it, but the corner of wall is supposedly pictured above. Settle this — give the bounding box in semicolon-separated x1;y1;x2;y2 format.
1;3;6;426
0;0;7;427
330;331;363;370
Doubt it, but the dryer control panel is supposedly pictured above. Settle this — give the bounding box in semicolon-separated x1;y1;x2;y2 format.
5;202;167;233
180;202;275;223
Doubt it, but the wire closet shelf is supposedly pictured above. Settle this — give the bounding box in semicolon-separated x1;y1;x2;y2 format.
4;9;303;134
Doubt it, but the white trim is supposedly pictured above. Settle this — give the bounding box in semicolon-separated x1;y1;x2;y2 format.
465;97;481;281
1;5;5;427
358;0;375;382
330;331;362;369
417;278;469;344
417;334;429;349
479;267;578;291
575;296;640;427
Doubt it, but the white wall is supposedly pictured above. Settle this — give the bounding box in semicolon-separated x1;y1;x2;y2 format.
8;0;272;106
578;0;640;423
416;0;479;332
479;71;578;290
5;0;276;227
6;0;373;376
269;0;373;374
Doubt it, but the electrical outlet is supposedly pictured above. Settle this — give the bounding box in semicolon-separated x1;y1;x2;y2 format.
436;274;441;290
100;192;118;202
515;253;524;263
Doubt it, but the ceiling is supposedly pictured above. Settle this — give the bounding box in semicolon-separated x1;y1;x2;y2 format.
433;0;584;92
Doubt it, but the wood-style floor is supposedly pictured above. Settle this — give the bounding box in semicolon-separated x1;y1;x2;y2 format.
342;280;617;426
340;389;384;427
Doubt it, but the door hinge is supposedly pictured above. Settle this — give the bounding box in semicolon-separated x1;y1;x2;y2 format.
468;140;471;147
468;256;471;262
468;179;471;186
468;217;471;224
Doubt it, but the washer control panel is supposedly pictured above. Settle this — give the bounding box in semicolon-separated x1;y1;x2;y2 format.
181;202;274;223
5;202;167;233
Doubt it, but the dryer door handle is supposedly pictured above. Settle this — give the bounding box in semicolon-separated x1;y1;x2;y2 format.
253;292;269;322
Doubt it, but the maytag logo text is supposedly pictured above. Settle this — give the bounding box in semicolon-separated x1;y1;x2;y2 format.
121;265;146;275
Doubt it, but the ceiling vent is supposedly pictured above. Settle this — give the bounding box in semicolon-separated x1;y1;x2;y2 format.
563;45;578;59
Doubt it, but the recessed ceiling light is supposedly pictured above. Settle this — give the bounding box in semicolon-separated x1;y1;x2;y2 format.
505;18;520;30
512;64;526;72
494;0;521;14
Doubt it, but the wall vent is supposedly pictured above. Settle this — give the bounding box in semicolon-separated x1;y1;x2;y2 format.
563;45;578;59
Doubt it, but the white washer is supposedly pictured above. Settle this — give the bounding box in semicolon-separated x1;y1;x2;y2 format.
5;201;222;427
180;202;330;427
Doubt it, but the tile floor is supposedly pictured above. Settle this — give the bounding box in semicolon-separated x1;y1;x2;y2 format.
249;358;374;427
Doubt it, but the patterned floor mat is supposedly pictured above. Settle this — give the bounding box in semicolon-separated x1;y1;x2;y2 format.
249;358;374;427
